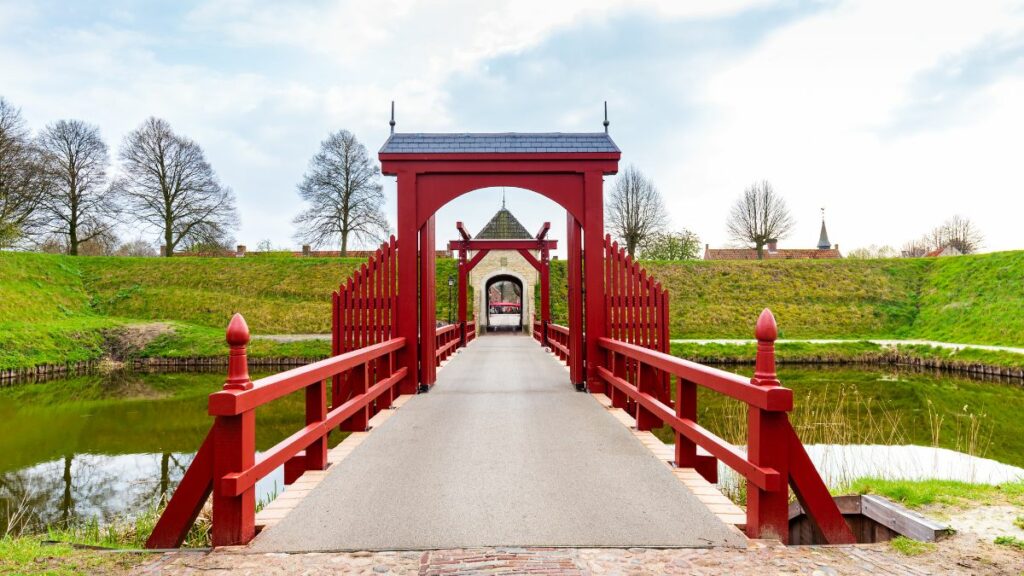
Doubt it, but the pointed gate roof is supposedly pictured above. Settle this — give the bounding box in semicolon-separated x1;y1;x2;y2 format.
476;207;532;240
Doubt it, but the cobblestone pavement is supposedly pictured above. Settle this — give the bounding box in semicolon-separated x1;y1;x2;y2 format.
135;535;1024;575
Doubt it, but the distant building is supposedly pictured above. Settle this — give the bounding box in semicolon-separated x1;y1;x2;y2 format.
704;211;842;260
467;202;539;332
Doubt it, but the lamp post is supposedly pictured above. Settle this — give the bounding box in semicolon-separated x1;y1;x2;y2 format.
447;275;455;325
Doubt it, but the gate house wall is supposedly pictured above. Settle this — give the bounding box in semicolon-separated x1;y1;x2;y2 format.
471;254;538;331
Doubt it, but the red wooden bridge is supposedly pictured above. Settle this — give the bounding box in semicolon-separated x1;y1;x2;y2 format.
145;129;855;551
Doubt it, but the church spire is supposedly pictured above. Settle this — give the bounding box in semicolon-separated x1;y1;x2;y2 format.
817;207;832;250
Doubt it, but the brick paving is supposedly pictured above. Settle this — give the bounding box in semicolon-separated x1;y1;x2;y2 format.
135;534;1024;575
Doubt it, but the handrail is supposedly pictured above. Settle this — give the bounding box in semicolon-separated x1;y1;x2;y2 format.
597;338;792;411
147;313;408;549
210;338;405;416
595;308;855;545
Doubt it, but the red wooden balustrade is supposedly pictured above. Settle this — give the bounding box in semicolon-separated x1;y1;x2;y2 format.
595;309;855;545
545;322;572;365
435;323;459;366
464;320;477;344
146;314;407;548
532;320;543;343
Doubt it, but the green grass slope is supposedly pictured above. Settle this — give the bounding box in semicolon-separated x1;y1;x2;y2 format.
646;258;928;340
2;249;1023;370
911;252;1024;345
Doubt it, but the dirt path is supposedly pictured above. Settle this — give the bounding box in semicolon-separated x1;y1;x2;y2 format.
136;535;1023;575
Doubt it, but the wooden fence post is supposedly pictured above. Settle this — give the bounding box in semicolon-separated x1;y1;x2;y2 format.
746;308;790;542
212;314;256;547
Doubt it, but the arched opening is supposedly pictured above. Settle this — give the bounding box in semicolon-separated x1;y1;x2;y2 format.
485;274;523;333
382;134;617;392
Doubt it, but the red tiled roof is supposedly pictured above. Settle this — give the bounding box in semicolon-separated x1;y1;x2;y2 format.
704;248;842;260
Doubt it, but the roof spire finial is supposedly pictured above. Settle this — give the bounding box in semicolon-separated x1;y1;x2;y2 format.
817;207;832;250
603;101;610;134
501;188;506;209
389;101;396;135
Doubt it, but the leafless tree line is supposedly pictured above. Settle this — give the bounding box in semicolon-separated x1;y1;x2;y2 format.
0;96;237;255
901;215;984;257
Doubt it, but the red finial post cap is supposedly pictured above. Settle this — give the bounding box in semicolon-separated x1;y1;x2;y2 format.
755;308;778;342
224;313;252;390
226;313;250;348
752;308;780;387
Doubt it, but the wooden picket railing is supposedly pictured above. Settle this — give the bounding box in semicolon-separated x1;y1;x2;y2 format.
146;314;407;548
332;236;397;355
601;235;672;409
596;309;855;545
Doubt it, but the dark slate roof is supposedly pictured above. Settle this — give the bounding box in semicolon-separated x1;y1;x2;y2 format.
379;132;620;154
476;208;532;240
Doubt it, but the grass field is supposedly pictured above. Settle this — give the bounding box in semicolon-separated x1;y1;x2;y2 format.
2;250;1023;370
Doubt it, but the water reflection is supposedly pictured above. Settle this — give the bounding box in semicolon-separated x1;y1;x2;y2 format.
0;453;282;535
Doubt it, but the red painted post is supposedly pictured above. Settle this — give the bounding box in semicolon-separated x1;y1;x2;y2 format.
458;245;468;345
540;244;550;346
305;376;328;471
396;174;419;395
567;214;585;387
420;215;437;389
583;170;606;393
212;314;256;547
746;308;790;542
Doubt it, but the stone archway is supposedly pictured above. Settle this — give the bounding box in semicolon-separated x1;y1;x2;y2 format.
478;269;533;333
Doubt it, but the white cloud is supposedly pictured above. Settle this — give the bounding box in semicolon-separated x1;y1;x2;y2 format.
2;0;1022;253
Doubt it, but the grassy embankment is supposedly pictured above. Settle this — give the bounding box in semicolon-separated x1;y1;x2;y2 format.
0;252;466;370
2;250;1024;370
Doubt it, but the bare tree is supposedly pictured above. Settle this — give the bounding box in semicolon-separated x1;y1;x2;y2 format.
114;238;157;257
938;215;983;254
606;164;669;257
117;117;237;257
36;119;118;255
902;215;984;257
726;180;795;260
0;98;47;248
847;244;897;259
293;130;388;255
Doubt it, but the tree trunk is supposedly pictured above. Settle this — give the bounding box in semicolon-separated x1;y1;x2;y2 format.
164;218;174;257
756;243;764;260
340;228;348;257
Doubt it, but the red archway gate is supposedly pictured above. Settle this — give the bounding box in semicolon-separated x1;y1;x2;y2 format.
379;133;620;392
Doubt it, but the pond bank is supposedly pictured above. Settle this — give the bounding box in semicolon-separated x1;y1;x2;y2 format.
5;338;1024;385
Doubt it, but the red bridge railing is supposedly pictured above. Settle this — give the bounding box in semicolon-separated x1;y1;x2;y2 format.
546;322;571;364
146;314;406;548
435;323;459;366
596;309;855;545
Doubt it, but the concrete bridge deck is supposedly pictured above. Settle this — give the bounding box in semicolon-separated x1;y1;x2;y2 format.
250;335;744;552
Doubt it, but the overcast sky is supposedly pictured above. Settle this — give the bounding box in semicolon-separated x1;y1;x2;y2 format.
3;0;1022;255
